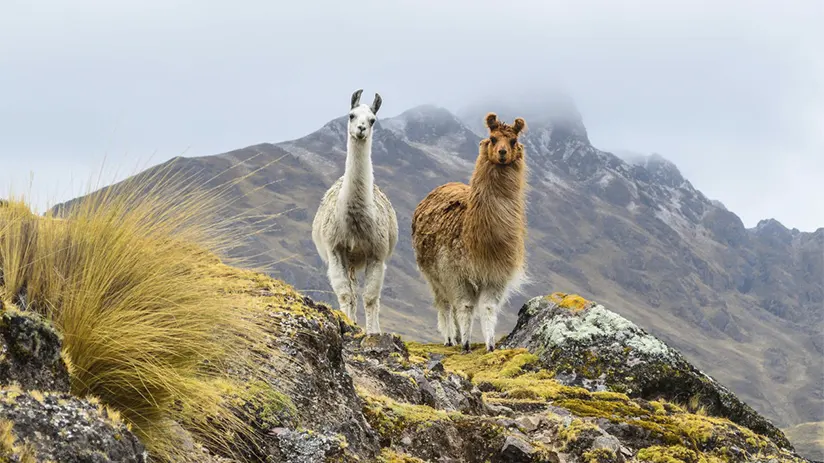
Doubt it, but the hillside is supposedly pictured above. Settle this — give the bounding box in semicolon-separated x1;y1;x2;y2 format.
52;99;823;447
0;251;813;461
784;422;824;461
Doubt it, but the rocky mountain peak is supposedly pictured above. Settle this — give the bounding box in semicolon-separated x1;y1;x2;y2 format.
382;104;473;143
755;218;795;243
629;153;688;189
456;91;590;145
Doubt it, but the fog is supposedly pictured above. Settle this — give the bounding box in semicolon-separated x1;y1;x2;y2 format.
1;0;822;230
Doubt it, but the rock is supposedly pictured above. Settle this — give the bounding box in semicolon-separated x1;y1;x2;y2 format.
517;415;542;433
360;332;406;357
400;436;413;447
232;295;380;461
592;434;622;456
0;388;145;462
266;428;346;463
426;359;445;374
0;308;70;392
499;435;536;462
499;295;793;450
487;403;516;417
344;330;486;416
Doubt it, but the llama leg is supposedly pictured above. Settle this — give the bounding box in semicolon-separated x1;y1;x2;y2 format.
452;286;476;353
328;250;356;324
455;302;474;354
432;285;455;346
477;287;504;352
451;306;461;346
363;260;385;335
436;301;457;346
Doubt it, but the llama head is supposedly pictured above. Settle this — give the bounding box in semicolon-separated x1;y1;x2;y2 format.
482;113;527;165
347;89;382;142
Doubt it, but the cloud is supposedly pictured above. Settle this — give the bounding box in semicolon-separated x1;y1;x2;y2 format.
0;0;821;230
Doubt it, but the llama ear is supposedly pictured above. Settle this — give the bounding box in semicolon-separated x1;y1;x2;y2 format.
485;113;499;130
351;89;363;110
512;117;527;135
371;93;382;115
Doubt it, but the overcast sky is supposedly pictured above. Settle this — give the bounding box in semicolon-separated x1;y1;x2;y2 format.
1;0;822;231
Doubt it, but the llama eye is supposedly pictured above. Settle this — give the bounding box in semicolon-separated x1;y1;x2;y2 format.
510;139;517;147
349;114;355;120
369;118;376;125
489;137;497;144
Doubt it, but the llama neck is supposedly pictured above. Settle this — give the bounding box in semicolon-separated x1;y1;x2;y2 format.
338;137;375;212
465;153;527;261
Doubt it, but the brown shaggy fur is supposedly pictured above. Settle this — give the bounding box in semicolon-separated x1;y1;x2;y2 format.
411;112;528;352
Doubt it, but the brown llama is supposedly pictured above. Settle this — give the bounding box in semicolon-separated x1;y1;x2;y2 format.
411;112;528;353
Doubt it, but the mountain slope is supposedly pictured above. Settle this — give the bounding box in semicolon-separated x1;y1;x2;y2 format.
53;102;823;440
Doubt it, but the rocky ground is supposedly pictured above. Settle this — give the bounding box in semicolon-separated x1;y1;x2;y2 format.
0;272;815;462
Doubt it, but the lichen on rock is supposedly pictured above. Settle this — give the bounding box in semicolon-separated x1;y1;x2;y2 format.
500;294;793;450
0;387;146;462
0;306;70;393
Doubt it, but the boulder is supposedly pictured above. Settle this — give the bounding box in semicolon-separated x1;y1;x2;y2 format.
499;293;793;450
0;307;70;392
0;386;146;461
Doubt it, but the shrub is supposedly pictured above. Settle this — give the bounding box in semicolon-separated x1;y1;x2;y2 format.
0;164;269;460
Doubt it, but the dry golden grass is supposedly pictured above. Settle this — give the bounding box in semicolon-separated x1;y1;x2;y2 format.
0;419;37;463
0;163;276;461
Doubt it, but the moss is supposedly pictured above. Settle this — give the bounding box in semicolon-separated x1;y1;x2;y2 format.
591;391;631;402
547;292;591;311
408;355;427;366
583;448;618;463
554;396;779;454
404;342;794;462
650;401;667;415
28;390;45;404
405;343;590;405
638;446;701;463
214;379;297;429
636;445;732;463
359;387;507;452
377;448;427;463
557;418;600;448
360;389;456;440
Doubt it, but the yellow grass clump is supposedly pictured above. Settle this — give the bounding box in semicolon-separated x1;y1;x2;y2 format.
547;292;591;311
0;164;274;461
0;419;37;463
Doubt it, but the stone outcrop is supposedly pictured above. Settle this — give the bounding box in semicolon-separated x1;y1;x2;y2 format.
499;293;792;449
0;307;70;392
0;304;146;462
0;267;812;462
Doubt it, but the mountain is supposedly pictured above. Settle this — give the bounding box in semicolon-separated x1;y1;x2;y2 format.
52;99;823;451
784;422;824;461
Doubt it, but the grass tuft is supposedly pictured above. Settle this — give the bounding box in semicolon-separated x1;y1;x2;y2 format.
0;164;274;461
0;419;37;463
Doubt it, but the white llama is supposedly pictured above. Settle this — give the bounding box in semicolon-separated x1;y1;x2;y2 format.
311;89;399;334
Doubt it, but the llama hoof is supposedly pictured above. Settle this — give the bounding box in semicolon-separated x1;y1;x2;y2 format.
461;342;471;354
444;339;454;347
486;345;495;353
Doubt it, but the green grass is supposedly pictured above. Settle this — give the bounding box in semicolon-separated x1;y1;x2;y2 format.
0;165;275;461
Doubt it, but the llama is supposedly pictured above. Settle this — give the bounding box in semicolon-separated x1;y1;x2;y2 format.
411;112;528;353
312;89;399;335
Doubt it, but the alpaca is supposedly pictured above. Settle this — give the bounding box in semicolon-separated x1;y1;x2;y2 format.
312;89;399;335
411;113;528;353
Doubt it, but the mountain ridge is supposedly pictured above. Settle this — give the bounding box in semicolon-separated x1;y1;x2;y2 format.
50;101;823;448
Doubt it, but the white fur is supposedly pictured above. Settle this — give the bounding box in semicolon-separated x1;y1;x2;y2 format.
312;90;398;335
